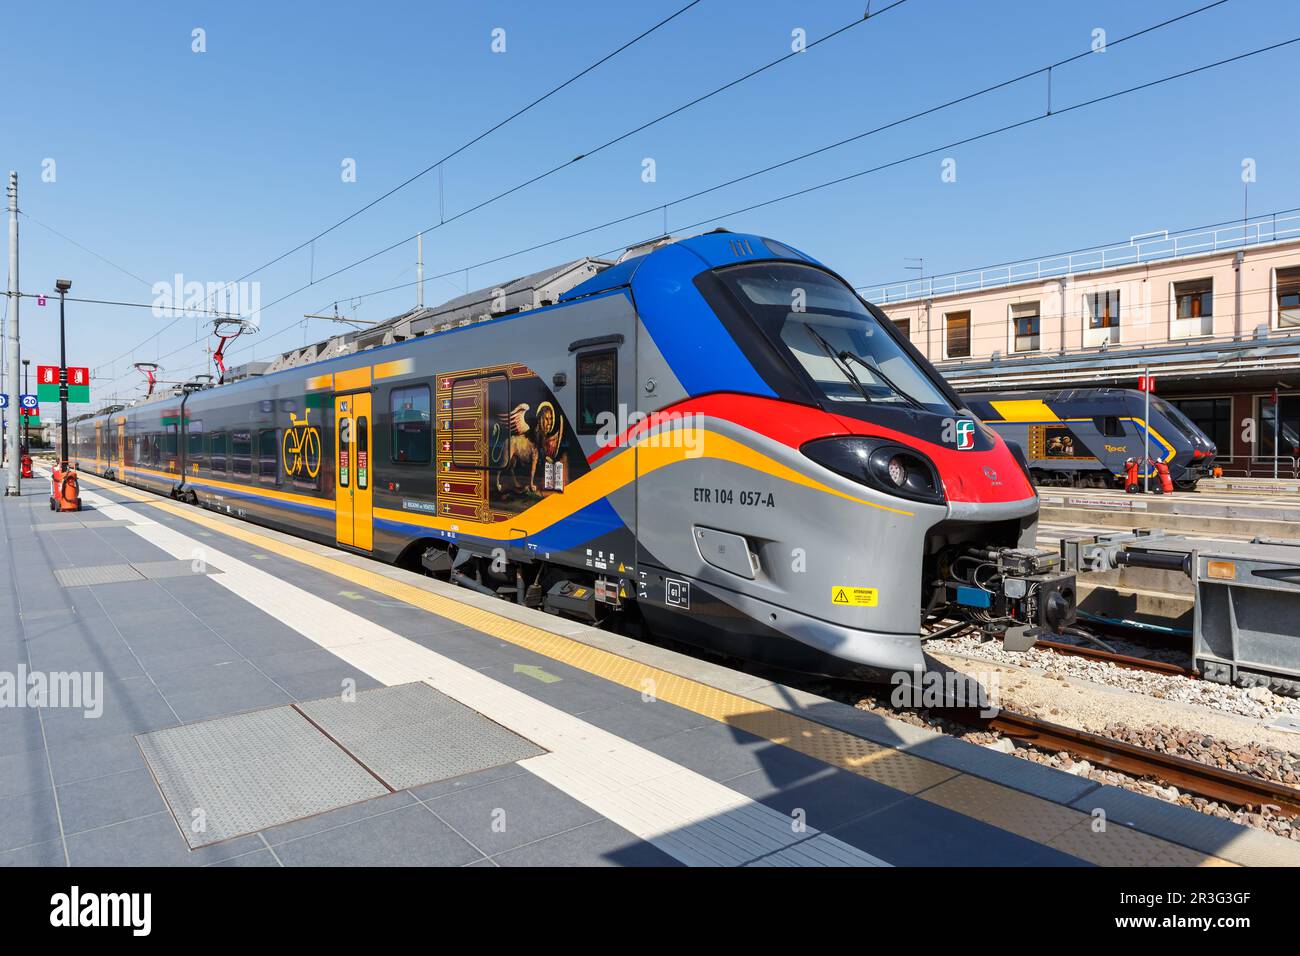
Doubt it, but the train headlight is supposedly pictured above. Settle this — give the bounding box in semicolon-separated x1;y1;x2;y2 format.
886;455;907;487
801;437;945;505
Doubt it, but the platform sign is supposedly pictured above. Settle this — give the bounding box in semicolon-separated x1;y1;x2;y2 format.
1137;375;1156;392
0;394;6;409
36;365;91;404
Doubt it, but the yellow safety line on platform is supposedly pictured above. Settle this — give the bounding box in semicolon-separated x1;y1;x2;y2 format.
76;471;1241;867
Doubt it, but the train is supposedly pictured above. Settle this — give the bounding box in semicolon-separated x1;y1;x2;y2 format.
70;230;1076;677
962;388;1219;491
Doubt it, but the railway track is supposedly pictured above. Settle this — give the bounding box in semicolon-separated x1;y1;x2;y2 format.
939;707;1300;818
1033;638;1194;678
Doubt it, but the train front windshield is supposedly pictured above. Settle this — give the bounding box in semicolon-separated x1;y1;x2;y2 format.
1151;396;1216;451
713;262;955;414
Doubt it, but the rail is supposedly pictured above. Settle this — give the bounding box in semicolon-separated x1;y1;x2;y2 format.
931;707;1300;817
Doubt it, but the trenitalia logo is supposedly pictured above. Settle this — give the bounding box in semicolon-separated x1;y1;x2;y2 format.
956;419;976;450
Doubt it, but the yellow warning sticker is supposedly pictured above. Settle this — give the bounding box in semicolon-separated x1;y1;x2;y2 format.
831;586;878;607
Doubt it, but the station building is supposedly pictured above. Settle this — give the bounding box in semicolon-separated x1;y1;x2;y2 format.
865;209;1300;477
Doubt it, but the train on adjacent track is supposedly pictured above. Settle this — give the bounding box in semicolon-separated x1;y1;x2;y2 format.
71;230;1076;677
962;388;1219;491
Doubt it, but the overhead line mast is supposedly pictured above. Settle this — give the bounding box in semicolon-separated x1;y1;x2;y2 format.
5;172;20;496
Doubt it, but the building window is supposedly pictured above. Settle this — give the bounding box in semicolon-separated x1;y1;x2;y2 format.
1086;290;1120;329
1011;302;1040;352
944;311;970;358
1173;278;1213;338
576;350;617;434
1171;397;1231;452
891;318;911;339
390;385;431;463
1175;279;1212;319
1278;267;1300;328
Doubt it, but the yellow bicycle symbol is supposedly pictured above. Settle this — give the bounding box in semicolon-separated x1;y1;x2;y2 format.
283;411;321;479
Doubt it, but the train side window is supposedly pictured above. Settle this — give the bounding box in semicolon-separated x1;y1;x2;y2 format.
232;431;252;477
338;417;351;487
357;416;369;489
390;385;431;463
211;432;228;473
258;429;279;484
576;349;617;435
187;425;204;465
1094;416;1123;437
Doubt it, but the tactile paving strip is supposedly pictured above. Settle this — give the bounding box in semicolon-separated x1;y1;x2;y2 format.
138;706;389;848
53;564;145;587
297;682;545;791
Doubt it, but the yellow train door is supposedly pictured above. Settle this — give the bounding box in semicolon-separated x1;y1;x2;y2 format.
334;392;373;551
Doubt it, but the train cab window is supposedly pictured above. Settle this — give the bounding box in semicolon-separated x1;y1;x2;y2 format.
257;430;278;484
211;432;228;473
576;350;617;434
390;385;431;463
1094;416;1124;437
706;262;955;413
232;431;252;477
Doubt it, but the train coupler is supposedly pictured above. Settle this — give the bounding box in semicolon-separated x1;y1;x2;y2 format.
945;546;1077;650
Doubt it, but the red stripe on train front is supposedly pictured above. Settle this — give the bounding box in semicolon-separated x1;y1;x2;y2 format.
586;394;851;464
587;392;1034;504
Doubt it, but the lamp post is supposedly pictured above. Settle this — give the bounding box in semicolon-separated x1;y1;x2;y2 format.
21;358;29;453
55;278;71;469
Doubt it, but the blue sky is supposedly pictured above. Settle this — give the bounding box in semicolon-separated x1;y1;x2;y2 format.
3;0;1298;405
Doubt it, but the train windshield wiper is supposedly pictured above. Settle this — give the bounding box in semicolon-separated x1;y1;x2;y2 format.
804;326;872;403
837;348;925;410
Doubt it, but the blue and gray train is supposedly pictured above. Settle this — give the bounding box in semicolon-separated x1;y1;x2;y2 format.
962;388;1218;490
69;230;1077;678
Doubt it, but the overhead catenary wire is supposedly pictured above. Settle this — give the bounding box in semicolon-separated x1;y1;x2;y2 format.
99;1;916;391
92;0;709;380
252;0;1227;314
203;29;1300;374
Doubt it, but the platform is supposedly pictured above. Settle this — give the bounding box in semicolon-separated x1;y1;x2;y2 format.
1;470;1297;868
1039;487;1300;540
